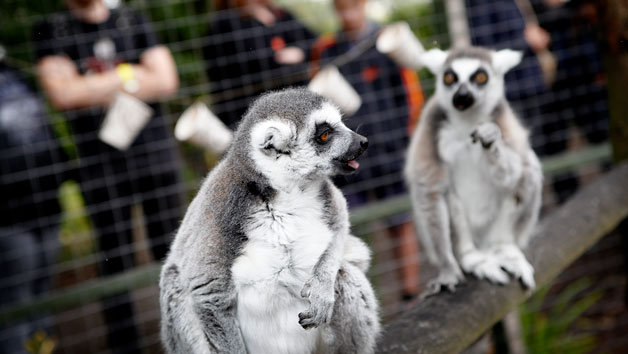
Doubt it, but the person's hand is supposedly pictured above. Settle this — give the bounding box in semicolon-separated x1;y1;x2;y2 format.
242;3;276;26
275;46;306;65
524;24;551;52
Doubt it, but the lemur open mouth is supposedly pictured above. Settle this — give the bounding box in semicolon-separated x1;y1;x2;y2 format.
335;133;368;174
347;160;360;170
335;153;363;173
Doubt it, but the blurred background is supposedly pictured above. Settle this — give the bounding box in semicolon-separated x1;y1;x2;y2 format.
0;0;626;353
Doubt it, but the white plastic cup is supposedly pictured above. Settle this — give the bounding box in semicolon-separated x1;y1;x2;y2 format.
308;66;362;116
376;22;425;70
175;101;233;154
99;92;153;151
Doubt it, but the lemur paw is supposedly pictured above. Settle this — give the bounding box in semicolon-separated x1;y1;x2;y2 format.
421;263;464;298
299;277;335;330
461;251;510;285
471;122;501;149
491;245;536;289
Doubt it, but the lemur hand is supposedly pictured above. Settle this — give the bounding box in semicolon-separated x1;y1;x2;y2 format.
471;122;501;149
298;275;335;329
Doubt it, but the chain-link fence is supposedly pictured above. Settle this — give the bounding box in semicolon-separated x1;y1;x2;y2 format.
0;0;625;353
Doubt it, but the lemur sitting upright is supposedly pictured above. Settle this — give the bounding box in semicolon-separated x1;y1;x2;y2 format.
160;89;380;354
405;47;543;297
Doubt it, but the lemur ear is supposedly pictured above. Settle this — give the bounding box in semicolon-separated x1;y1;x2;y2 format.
420;48;448;74
251;119;293;155
492;49;523;74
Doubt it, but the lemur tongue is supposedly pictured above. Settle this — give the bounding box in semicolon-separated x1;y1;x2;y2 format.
348;160;360;169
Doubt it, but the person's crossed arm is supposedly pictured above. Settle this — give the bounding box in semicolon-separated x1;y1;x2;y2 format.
37;45;178;111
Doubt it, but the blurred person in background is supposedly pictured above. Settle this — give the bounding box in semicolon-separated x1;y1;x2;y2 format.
310;0;424;302
203;0;316;129
0;54;68;353
535;0;610;203
466;0;609;205
465;0;550;146
33;0;184;352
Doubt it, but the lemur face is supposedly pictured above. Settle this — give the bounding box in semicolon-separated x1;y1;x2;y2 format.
249;100;368;183
420;47;522;115
440;58;496;112
308;103;369;176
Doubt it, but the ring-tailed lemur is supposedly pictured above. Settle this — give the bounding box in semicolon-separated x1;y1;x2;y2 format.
405;47;543;296
160;88;380;354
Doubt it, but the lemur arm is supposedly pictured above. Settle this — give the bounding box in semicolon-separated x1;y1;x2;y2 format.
471;121;523;190
191;276;247;353
494;107;543;247
405;103;464;294
160;263;247;354
299;183;348;329
474;105;543;247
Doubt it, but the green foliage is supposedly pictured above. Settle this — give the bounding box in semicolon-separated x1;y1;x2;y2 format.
0;0;63;48
277;0;338;34
57;180;96;262
388;1;438;46
519;278;603;354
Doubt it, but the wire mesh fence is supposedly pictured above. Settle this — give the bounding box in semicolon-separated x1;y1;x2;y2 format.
0;0;625;353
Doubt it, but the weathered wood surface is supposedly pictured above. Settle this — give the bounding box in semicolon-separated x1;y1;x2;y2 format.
376;162;628;354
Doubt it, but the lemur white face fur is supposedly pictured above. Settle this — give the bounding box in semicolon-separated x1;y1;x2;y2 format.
421;48;523;118
250;102;368;189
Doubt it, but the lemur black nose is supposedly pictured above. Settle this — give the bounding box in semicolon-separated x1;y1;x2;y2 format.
453;85;475;111
360;137;369;151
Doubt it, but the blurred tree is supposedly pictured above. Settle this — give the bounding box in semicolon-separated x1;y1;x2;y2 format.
596;0;628;163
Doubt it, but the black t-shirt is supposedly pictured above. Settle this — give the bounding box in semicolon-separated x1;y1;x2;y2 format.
32;7;169;156
203;8;316;128
34;7;158;74
314;26;417;203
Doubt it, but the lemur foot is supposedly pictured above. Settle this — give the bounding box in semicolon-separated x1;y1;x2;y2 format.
490;245;536;289
461;250;510;285
421;264;464;298
471;122;501;149
299;276;335;330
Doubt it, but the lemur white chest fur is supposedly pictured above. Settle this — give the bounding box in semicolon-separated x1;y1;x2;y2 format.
232;183;333;354
438;118;514;243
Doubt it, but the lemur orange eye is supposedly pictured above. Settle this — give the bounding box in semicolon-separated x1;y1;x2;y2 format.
474;71;488;85
443;71;456;85
316;124;333;144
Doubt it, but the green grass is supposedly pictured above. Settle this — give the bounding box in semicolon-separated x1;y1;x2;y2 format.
520;278;604;354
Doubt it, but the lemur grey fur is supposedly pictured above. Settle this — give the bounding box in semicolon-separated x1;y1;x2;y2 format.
405;47;543;296
160;89;380;354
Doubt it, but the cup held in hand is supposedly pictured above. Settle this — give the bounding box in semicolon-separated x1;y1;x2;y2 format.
308;66;362;116
99;92;153;151
175;101;233;154
376;22;425;70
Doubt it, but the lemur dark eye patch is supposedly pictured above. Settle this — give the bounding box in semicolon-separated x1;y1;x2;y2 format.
443;70;457;86
472;69;489;85
315;123;333;144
